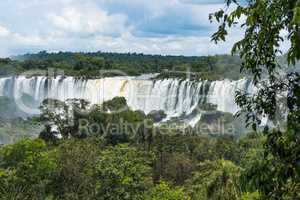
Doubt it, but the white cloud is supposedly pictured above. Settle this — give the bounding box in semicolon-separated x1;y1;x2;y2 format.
48;5;129;37
0;0;245;57
0;25;10;37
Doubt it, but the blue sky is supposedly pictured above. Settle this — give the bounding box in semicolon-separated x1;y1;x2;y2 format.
0;0;244;57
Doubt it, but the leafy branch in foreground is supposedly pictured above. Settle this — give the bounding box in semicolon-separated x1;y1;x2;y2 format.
211;0;300;199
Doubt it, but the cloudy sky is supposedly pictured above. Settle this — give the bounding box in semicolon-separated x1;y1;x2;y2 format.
0;0;244;57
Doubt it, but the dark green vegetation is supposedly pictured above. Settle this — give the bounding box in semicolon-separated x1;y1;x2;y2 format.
0;51;245;80
0;96;266;200
211;0;300;199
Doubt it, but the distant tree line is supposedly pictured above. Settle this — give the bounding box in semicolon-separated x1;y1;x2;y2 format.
0;51;245;80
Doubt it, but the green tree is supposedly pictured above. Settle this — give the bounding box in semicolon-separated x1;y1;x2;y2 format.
39;98;90;140
0;139;57;200
144;181;190;200
94;144;153;200
210;0;300;199
186;159;241;200
51;138;103;200
39;98;72;139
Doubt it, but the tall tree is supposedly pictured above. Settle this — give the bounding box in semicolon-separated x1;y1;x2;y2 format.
210;0;300;199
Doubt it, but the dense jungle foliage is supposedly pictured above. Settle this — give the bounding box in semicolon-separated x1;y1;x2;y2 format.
0;97;265;200
0;51;245;80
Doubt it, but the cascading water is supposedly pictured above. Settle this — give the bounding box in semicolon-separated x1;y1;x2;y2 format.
0;75;253;126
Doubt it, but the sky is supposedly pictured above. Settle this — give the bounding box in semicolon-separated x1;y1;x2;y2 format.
0;0;245;57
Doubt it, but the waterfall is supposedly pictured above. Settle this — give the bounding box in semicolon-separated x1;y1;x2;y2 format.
0;76;253;126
